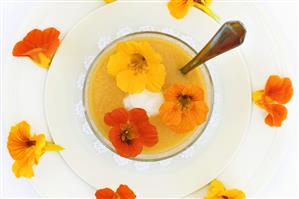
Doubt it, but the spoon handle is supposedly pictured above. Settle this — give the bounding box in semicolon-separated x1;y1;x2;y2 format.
180;21;246;75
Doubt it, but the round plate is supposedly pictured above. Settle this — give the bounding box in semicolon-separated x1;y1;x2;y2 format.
45;2;251;197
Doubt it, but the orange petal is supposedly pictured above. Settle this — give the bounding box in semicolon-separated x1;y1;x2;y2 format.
167;0;194;19
95;188;116;199
264;75;293;104
184;84;204;101
116;184;136;199
128;108;149;125
12;27;60;69
164;84;184;101
104;108;129;127
109;127;143;158
159;102;182;126
7;121;31;160
264;104;287;127
135;122;158;147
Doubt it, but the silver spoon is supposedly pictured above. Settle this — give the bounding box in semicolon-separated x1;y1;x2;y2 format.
180;21;246;75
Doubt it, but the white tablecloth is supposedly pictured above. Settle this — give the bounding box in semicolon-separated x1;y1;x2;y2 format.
1;1;297;197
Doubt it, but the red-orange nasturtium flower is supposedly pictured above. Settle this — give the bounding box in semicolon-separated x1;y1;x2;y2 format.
253;75;293;127
104;108;158;158
95;184;136;199
159;84;209;133
12;27;60;69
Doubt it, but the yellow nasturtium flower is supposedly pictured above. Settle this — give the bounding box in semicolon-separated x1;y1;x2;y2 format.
168;0;219;20
7;121;64;178
204;179;246;199
106;41;166;94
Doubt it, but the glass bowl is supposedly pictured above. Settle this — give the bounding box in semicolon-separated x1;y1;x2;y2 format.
83;31;214;161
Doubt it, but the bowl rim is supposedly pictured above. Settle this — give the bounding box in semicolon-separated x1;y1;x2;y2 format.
83;31;214;161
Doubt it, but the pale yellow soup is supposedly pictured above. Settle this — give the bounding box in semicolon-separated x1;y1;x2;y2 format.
86;37;207;154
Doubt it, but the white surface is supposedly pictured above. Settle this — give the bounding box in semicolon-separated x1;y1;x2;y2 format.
1;1;298;198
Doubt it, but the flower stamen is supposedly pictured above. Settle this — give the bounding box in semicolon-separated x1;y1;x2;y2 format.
129;53;147;73
178;94;191;109
26;140;36;147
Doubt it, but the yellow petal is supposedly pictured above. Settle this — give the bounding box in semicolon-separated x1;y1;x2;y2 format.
106;52;130;76
222;189;246;199
168;0;194;19
12;156;35;178
194;3;219;21
145;64;166;92
252;90;265;108
104;0;115;3
30;52;51;69
45;142;64;151
116;69;146;93
205;179;226;198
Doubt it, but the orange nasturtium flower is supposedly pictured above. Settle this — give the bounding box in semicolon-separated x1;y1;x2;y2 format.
12;27;60;69
253;75;293;127
106;41;166;93
168;0;219;20
104;108;158;158
7;121;64;178
159;84;209;133
95;184;136;199
204;179;246;199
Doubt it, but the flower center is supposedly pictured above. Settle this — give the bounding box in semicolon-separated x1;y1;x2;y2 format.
129;53;147;73
26;140;36;147
178;95;192;109
120;128;133;144
194;0;205;5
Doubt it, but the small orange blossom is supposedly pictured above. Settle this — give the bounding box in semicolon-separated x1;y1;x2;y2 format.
159;83;209;133
104;108;158;158
12;27;60;69
253;75;293;127
95;184;136;199
7;121;63;178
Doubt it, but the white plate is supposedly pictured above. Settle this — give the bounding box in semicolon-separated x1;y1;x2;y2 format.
45;2;251;197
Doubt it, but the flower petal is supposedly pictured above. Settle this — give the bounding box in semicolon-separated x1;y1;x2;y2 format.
95;187;116;199
264;75;293;104
104;107;129;127
264;104;287;127
12;156;35;178
159;102;182;126
128;108;149;125
204;179;226;199
167;0;194;19
7;121;31;160
116;184;136;199
109;127;143;158
145;64;166;92
222;189;246;199
135;122;158;147
116;70;146;93
106;52;130;76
